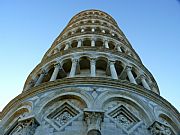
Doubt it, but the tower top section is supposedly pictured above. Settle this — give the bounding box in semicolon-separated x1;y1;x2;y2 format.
23;9;159;95
43;9;136;61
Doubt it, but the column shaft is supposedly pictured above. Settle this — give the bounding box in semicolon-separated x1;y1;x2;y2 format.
77;40;82;47
53;49;58;54
126;67;137;84
109;61;118;79
90;59;96;77
104;40;109;48
69;59;78;77
116;45;122;52
141;76;151;90
64;43;70;50
91;39;95;47
35;72;45;86
50;64;61;81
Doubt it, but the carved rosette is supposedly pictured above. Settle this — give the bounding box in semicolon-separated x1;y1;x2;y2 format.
7;117;39;135
148;121;174;135
53;111;73;127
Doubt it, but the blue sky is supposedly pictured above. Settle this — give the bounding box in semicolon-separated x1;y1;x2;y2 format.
0;0;180;112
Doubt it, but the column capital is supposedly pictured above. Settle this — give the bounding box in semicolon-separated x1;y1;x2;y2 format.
84;110;104;133
109;60;116;65
40;69;46;74
91;28;95;32
29;80;34;85
71;31;75;34
72;58;79;63
77;39;82;42
81;28;85;32
139;74;146;80
91;37;96;41
90;58;96;64
104;39;109;42
102;29;105;33
115;43;121;47
125;65;132;71
54;62;61;67
66;42;71;45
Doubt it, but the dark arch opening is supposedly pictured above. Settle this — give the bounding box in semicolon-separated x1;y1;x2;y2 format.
131;67;138;79
121;46;126;53
96;58;108;77
115;61;124;77
79;57;90;76
71;41;78;48
76;28;81;34
42;66;54;83
87;129;101;135
86;27;92;32
60;44;66;51
83;39;91;47
95;27;101;33
109;41;115;50
95;40;103;48
62;59;72;76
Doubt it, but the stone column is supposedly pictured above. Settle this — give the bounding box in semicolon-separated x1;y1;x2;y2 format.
91;28;95;32
81;28;85;32
53;48;58;54
77;39;82;47
34;70;46;86
69;59;78;77
127;50;131;56
84;111;104;135
91;39;95;47
126;66;137;84
50;63;61;81
104;40;109;48
64;43;70;50
140;75;151;90
109;61;118;79
116;44;122;52
57;45;61;51
90;58;96;77
102;30;105;33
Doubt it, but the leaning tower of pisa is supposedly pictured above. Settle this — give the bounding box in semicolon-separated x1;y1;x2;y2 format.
0;9;179;135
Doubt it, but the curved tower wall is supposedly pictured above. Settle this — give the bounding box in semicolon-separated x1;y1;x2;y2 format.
0;10;179;135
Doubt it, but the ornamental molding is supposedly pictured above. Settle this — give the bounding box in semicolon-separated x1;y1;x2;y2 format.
4;115;39;135
1;77;179;121
105;104;141;134
44;101;83;131
25;47;157;90
148;121;175;135
84;109;104;134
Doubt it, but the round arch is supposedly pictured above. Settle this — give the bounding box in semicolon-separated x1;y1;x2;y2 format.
95;92;153;125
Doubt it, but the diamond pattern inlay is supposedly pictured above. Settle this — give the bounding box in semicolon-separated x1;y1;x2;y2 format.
114;113;132;128
53;111;73;127
45;101;82;131
107;105;139;130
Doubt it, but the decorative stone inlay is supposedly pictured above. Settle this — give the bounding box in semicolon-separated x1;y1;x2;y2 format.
53;111;73;127
107;105;139;130
7;117;39;135
148;121;174;135
114;113;132;128
84;110;104;134
46;101;81;130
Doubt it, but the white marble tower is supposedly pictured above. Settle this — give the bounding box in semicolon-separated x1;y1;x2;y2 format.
0;10;179;135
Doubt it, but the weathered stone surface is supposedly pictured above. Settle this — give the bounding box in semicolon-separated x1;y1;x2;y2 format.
0;9;179;135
